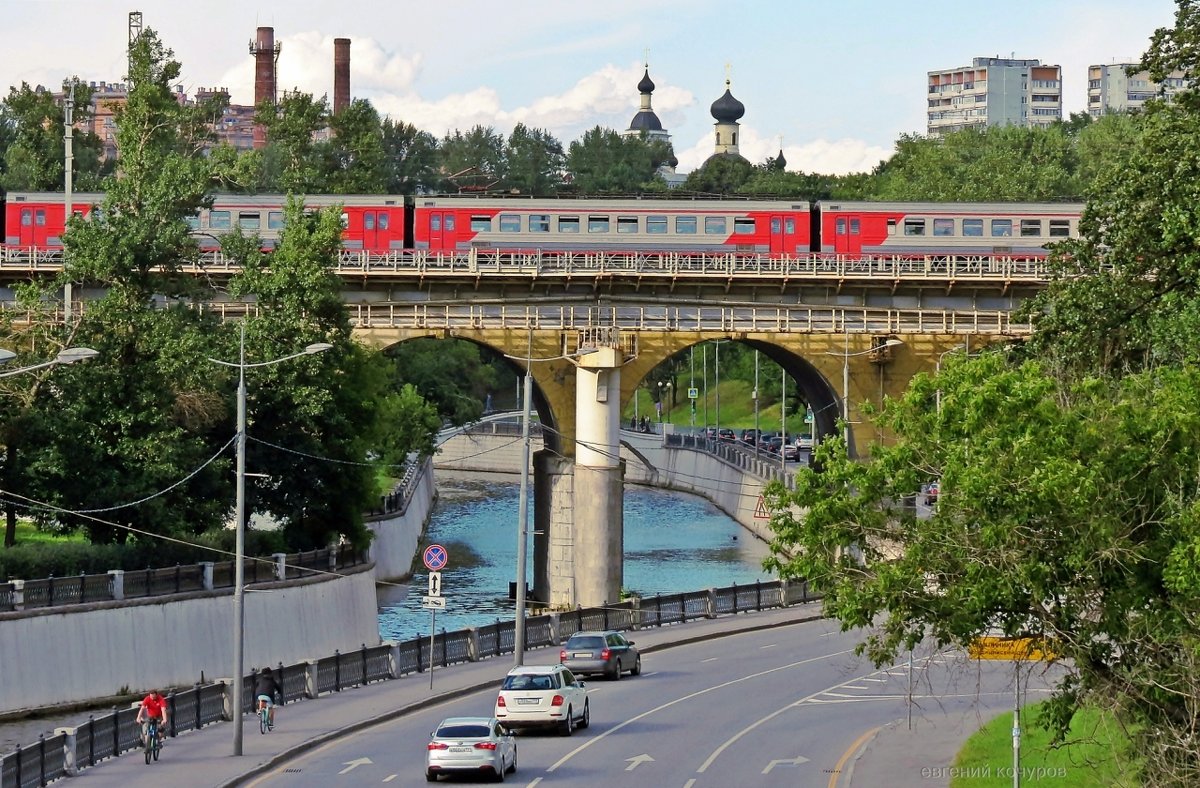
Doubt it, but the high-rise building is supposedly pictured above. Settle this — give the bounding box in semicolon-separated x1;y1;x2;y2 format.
927;57;1062;136
1087;63;1187;116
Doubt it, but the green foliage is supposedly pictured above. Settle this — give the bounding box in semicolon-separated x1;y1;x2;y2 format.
380;118;439;194
439;125;506;191
258;91;329;192
324;98;386;194
0;81;108;192
681;154;755;194
564;127;668;193
504;123;564;196
386;338;498;426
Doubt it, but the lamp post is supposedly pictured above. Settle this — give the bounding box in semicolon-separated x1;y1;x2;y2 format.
753;351;759;458
209;325;331;756
829;338;904;450
0;347;98;379
504;340;597;667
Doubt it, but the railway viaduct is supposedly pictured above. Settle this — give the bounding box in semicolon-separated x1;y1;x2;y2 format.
1;247;1049;608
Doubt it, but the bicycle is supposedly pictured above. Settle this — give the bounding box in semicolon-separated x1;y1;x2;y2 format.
258;698;274;734
143;718;161;764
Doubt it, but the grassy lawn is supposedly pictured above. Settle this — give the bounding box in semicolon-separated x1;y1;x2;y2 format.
951;700;1141;787
11;520;86;544
625;376;811;435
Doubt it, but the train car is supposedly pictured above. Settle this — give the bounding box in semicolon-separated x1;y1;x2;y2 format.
412;196;812;256
818;201;1084;258
3;191;105;247
2;192;408;253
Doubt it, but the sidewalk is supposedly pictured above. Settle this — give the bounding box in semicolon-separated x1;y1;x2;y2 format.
22;602;1002;788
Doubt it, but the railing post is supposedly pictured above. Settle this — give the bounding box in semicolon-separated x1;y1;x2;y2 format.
755;580;762;611
200;562;214;591
361;643;368;684
466;629;481;662
12;579;25;611
273;553;287;581
334;650;341;691
780;578;789;607
706;588;717;619
37;734;45;786
48;574;55;606
304;660;319;699
88;715;96;768
175;564;182;594
732;582;739;614
167;692;177;738
79;572;87;603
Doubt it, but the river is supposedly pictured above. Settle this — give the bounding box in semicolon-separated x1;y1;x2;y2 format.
376;470;775;641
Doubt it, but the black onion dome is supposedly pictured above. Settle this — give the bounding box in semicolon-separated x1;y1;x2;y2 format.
668;153;679;168
629;110;664;131
638;68;655;94
710;85;745;122
776;148;787;168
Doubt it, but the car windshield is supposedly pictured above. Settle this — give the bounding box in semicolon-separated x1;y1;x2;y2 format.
435;724;490;738
567;636;604;649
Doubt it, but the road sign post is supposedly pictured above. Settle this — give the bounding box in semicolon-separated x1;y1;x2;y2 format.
421;546;449;690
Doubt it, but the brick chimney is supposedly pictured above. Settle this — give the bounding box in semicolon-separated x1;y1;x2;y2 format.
333;38;351;114
250;27;278;149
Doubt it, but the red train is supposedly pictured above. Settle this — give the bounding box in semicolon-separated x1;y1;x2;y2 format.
2;191;1083;259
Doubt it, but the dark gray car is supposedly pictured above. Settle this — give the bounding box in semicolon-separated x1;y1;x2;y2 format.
559;630;641;680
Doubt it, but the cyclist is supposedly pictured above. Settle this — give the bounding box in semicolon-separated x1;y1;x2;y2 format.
254;667;282;728
136;689;168;748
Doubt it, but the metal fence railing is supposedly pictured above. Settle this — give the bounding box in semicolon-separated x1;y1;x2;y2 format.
0;578;820;786
0;546;370;614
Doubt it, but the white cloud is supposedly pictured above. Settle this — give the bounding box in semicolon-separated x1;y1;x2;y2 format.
675;125;891;176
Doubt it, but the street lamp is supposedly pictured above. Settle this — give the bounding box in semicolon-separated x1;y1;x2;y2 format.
0;347;99;378
503;339;598;667
829;338;904;449
208;325;331;756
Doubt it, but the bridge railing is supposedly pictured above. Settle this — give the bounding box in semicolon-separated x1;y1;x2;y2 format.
3;578;820;785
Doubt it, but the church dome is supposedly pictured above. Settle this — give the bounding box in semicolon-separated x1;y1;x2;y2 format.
710;82;745;123
638;68;655;94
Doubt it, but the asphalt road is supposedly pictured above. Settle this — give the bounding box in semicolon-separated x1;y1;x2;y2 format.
243;618;1052;788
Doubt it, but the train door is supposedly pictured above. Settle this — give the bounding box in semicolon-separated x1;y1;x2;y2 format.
427;211;458;252
18;207;36;245
768;214;798;255
362;211;381;252
832;213;863;255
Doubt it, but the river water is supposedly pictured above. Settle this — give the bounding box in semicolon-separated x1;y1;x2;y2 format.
376;470;775;641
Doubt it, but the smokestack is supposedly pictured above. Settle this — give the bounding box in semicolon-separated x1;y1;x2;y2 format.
333;38;351;114
249;26;278;150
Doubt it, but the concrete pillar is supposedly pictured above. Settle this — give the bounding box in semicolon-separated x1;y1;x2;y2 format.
571;349;624;607
200;562;214;591
272;553;287;580
10;579;24;610
535;451;574;607
106;570;123;600
55;728;77;776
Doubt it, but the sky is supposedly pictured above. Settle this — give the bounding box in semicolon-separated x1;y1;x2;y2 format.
0;0;1181;176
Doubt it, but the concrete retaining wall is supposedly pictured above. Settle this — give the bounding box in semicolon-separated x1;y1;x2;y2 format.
0;566;380;716
366;460;437;582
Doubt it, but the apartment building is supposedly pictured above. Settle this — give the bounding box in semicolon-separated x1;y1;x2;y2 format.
1087;63;1187;116
927;57;1062;136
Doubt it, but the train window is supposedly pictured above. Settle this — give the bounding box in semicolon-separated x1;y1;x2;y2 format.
20;209;32;226
617;216;638;234
268;212;285;230
558;216;580;233
379;213;390;230
963;219;983;236
35;210;46;226
836;218;846;235
903;218;926;236
933;218;954;236
705;217;727;235
185;215;200;230
238;212;261;231
500;214;522;232
1048;219;1070;237
646;215;667;234
431;214;441;232
788;218;798;234
990;219;1012;237
771;218;781;234
530;215;550;233
733;218;755;235
1020;219;1041;237
886;218;897;235
444;214;454;231
364;213;375;231
209;211;231;230
676;216;697;234
588;216;610;233
340;212;349;229
470;215;491;232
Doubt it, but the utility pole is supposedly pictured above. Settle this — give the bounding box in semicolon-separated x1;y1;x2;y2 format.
62;78;76;324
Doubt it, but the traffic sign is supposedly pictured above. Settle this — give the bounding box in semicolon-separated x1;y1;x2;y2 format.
687;387;699;399
428;571;442;597
422;544;448;571
421;595;447;609
968;636;1055;661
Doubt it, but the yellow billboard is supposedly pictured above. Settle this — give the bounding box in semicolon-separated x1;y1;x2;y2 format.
968;636;1056;661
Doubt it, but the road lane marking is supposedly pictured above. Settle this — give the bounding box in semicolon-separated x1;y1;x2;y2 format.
544;648;856;772
339;757;372;774
625;754;654;770
383;776;397;782
759;643;777;649
827;726;881;788
701;657;718;663
763;755;810;773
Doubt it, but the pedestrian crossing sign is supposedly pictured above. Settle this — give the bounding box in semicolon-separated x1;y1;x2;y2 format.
754;495;770;519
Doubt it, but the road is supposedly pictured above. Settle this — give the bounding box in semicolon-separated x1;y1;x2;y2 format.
244;618;1055;788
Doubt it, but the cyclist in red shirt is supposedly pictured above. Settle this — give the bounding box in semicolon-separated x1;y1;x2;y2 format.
137;690;169;748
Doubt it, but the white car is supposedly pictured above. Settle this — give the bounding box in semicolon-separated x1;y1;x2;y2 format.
494;664;590;735
425;716;515;782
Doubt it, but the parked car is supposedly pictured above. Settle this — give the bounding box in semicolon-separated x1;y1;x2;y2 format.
560;630;641;680
763;436;784;455
740;429;761;446
425;716;516;782
925;481;940;505
494;664;590;735
718;428;737;442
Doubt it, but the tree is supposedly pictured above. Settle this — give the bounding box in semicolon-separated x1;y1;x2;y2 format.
385;338;498;426
324;98;386;194
0;81;108;192
504;123;564;196
681;153;755;194
380;118;439;195
438;125;506;192
564;127;667;193
259;91;329;193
